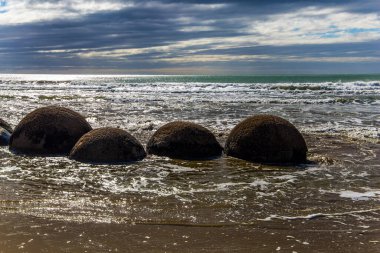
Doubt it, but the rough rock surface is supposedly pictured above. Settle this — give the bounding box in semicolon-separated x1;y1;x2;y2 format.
225;115;307;163
10;106;92;155
69;127;146;164
147;121;222;160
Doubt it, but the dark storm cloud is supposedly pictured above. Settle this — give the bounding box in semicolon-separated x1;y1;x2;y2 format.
0;0;379;74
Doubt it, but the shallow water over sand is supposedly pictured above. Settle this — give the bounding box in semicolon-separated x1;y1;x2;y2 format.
0;74;379;252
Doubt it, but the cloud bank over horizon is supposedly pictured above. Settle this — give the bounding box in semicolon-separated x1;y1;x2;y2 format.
0;0;380;74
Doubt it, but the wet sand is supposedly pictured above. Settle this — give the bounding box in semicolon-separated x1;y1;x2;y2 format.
1;213;379;252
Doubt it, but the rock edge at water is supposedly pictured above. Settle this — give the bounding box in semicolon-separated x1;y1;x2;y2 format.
0;118;12;146
0;118;13;134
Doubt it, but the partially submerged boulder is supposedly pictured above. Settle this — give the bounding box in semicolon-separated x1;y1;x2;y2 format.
10;106;92;155
147;121;222;160
69;127;146;164
0;128;11;146
0;118;12;146
225;115;307;164
0;118;13;133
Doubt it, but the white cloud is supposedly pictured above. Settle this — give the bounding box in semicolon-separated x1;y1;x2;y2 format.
180;26;216;32
0;0;133;24
75;37;225;58
141;1;226;11
155;54;275;63
19;4;380;65
0;0;228;25
73;44;380;63
154;55;380;63
246;6;380;45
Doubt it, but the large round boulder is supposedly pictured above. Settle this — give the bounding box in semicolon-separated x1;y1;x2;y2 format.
69;127;146;164
147;121;222;160
10;106;92;155
0;119;12;146
225;115;307;164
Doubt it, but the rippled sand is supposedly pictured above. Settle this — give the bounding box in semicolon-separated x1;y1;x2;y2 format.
0;75;379;252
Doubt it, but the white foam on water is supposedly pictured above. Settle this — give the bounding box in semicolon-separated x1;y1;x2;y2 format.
249;180;270;190
215;182;249;191
0;166;21;181
161;164;198;173
305;124;380;141
259;208;380;221
273;175;298;184
338;190;380;201
357;172;370;177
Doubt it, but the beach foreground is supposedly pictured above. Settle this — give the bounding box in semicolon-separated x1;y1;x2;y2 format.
0;74;379;252
1;210;379;252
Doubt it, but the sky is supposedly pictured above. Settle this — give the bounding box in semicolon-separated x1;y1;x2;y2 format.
0;0;379;75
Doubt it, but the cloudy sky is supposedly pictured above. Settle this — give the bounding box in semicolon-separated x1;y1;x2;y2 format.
0;0;379;74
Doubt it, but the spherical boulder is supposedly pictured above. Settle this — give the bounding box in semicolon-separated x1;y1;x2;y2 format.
147;121;223;160
69;127;146;164
10;106;92;155
225;115;307;164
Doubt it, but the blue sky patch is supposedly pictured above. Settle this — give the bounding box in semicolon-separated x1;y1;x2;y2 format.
346;28;380;34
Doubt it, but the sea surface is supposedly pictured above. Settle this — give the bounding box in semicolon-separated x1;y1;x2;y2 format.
0;74;379;252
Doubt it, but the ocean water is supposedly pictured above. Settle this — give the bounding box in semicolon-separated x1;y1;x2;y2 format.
0;74;379;252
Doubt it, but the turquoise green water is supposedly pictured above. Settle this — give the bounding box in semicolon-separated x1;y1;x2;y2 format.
116;74;380;83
